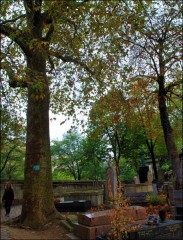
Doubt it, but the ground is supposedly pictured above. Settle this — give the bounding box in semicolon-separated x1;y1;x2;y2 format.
1;205;70;239
1;202;174;239
1;222;69;239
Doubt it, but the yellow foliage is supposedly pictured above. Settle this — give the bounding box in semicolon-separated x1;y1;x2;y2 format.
107;179;141;240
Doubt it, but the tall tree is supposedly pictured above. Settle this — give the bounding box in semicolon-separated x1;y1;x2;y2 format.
0;0;112;228
110;0;182;187
127;76;165;181
89;89;132;191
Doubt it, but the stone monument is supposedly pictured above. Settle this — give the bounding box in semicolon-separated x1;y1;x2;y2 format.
105;161;117;203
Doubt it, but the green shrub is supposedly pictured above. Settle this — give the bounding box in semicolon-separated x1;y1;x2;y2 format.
146;194;167;206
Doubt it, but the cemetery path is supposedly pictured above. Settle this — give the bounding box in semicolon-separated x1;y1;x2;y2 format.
1;205;70;239
1;223;70;239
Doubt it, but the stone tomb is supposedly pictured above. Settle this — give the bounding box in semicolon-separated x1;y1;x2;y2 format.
73;206;147;240
123;191;151;206
128;219;183;240
55;200;91;212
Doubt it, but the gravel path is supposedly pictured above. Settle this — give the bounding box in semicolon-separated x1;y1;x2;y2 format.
1;205;22;239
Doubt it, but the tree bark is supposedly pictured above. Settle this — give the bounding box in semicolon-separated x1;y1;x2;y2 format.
114;159;121;192
158;76;183;188
20;52;57;228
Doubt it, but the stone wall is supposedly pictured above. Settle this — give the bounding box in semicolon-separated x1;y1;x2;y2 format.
124;183;153;194
0;180;153;207
0;181;105;207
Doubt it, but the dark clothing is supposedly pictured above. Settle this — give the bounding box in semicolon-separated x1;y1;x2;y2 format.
2;188;14;215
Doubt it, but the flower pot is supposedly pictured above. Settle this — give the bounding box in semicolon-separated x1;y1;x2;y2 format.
138;166;149;183
159;210;166;222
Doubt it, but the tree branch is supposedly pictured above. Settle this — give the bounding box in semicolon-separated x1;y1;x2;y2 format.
48;55;55;73
23;0;34;20
43;23;54;41
2;60;28;88
165;81;181;94
0;14;26;25
52;52;95;75
34;0;43;25
0;145;17;173
0;24;30;55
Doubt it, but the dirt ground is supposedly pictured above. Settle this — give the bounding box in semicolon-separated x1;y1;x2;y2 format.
1;222;70;239
1;224;69;240
1;205;70;239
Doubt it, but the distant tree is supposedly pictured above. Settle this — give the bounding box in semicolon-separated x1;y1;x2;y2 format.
51;131;87;180
81;128;109;180
89;89;133;190
0;104;25;177
51;129;108;180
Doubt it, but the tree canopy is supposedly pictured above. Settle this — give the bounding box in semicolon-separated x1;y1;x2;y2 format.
0;0;182;229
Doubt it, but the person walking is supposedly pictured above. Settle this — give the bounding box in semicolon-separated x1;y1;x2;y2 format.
2;182;14;216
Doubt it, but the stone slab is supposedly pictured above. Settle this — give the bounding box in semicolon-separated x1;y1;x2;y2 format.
66;233;80;240
78;210;111;226
66;215;78;226
78;206;147;227
55;200;91;212
133;206;148;220
60;219;73;232
74;222;111;240
123;191;151;206
128;219;183;240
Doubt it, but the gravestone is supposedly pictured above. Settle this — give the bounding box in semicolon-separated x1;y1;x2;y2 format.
152;179;158;195
138;150;149;183
128;219;183;240
73;206;147;240
171;190;183;221
105;162;117;203
123;192;150;206
134;176;140;184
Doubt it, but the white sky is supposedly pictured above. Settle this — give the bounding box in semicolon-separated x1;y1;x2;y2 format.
49;110;89;141
49;113;73;141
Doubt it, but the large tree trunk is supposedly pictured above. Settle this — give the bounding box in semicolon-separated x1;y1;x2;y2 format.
20;52;57;228
158;77;183;188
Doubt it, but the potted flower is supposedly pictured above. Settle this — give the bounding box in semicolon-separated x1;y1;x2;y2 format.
146;194;168;222
158;208;166;222
138;166;149;183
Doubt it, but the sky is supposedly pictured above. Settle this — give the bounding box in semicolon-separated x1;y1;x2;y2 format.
49;113;73;141
49;111;88;141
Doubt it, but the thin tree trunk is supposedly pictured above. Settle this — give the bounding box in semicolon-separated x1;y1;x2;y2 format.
158;77;183;188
